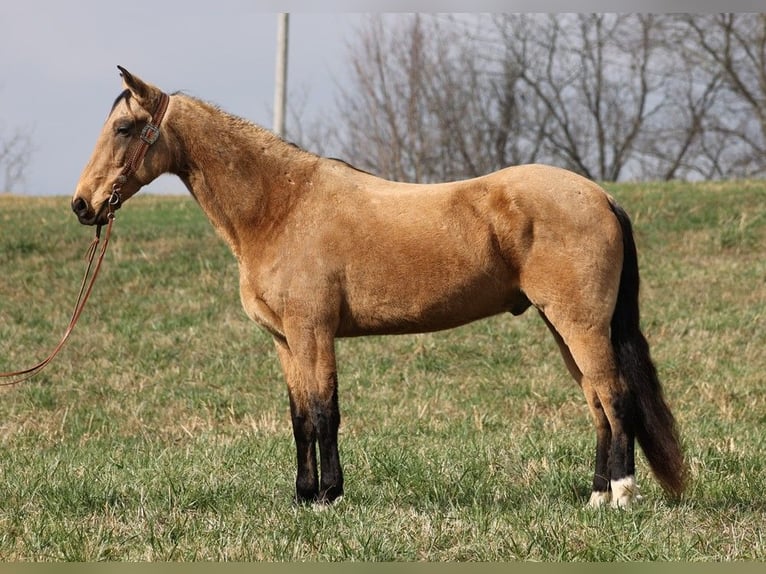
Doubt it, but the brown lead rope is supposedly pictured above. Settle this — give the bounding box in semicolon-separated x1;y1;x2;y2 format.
0;212;115;386
0;86;169;386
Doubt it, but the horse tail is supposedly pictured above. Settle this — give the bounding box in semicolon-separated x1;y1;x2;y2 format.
609;200;687;497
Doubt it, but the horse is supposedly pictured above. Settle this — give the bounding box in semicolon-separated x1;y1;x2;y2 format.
71;67;686;508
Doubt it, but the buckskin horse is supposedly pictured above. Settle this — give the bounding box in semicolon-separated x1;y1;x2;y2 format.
71;67;686;508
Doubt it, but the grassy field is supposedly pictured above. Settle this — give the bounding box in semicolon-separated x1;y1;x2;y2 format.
0;180;764;561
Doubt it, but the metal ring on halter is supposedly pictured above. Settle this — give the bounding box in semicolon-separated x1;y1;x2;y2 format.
109;186;123;211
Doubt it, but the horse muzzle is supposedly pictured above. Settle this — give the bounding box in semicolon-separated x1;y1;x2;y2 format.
71;196;95;225
71;195;118;226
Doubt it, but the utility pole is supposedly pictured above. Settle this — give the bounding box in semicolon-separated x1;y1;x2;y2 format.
273;12;289;138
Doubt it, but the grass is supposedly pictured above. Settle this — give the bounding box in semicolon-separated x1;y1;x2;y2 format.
0;180;764;561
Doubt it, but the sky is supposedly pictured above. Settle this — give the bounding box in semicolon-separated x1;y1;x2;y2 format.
0;2;367;196
0;0;758;196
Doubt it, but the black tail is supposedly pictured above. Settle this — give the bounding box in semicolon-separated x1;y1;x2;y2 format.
609;201;687;497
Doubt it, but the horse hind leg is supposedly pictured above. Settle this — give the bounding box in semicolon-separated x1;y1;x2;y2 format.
539;311;616;508
565;329;638;508
539;311;582;382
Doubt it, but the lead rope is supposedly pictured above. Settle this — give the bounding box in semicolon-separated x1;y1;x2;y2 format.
0;206;116;386
1;88;169;386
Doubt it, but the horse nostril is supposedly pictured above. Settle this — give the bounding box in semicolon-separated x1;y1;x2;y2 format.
72;197;88;216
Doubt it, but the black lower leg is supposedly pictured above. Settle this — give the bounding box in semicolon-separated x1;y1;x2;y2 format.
316;385;344;503
609;392;637;483
290;397;319;503
592;424;611;493
593;446;611;493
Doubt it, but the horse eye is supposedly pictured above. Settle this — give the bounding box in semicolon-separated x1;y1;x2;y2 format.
115;123;132;137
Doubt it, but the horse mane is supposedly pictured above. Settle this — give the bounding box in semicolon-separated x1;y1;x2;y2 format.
174;92;315;158
174;91;374;177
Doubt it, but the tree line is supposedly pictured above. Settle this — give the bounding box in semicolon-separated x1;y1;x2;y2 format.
296;13;766;184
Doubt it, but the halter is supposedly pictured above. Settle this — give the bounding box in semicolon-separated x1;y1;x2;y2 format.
109;91;170;209
0;91;170;386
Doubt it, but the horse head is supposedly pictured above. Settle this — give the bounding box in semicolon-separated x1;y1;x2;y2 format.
72;67;171;225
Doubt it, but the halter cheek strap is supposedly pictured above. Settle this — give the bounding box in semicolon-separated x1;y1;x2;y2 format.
110;91;170;207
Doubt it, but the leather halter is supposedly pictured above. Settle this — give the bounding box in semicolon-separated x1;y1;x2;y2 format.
109;90;170;209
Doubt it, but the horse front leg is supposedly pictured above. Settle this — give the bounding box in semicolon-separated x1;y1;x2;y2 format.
315;380;343;503
274;332;344;505
276;341;319;503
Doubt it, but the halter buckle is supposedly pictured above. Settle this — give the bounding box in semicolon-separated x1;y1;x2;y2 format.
140;122;160;145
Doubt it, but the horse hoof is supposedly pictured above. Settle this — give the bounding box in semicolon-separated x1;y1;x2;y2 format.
587;491;611;508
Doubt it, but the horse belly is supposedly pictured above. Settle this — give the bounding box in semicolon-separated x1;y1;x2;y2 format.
337;263;523;337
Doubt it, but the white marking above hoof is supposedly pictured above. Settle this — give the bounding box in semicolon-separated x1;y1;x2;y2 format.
587;490;611;508
610;476;641;508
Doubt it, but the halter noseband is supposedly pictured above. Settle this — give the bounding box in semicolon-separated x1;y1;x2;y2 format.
109;91;170;210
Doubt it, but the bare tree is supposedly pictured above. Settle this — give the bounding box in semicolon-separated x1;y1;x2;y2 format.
682;13;766;178
283;84;341;158
334;15;430;182
426;15;546;178
0;124;33;193
333;14;674;183
653;71;723;181
333;14;540;183
322;13;764;183
497;14;671;181
621;15;725;181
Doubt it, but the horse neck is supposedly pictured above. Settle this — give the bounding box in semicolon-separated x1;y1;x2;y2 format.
167;95;318;258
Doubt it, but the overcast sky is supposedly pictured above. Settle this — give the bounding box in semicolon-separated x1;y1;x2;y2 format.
0;2;367;195
0;1;758;196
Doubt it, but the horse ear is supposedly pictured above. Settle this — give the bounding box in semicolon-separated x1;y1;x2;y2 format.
117;65;161;109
